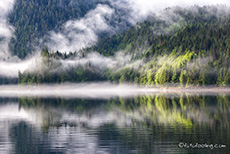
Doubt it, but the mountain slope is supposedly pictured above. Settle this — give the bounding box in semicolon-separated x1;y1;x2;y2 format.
91;6;230;59
18;6;230;86
8;0;100;58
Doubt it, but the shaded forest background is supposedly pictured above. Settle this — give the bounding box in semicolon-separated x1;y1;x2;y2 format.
1;0;230;86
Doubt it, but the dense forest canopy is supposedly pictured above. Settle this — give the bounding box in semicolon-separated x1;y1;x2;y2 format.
0;1;230;86
8;0;132;58
8;0;100;58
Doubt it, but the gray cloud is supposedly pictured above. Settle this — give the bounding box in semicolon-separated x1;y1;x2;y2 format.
45;0;230;55
0;54;42;78
0;0;15;60
1;0;230;79
46;4;114;53
122;0;230;17
60;51;133;72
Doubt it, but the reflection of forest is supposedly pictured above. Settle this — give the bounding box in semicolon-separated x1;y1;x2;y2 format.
2;95;230;154
18;95;230;130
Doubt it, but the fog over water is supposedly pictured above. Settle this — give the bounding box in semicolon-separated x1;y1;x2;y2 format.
0;83;230;98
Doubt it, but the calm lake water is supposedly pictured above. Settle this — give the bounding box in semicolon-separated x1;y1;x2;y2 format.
0;93;229;154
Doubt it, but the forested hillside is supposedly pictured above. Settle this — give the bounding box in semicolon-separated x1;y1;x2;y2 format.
8;0;100;58
0;3;228;86
18;6;230;86
107;16;230;86
92;6;230;58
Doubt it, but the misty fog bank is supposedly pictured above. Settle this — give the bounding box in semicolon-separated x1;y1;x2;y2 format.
0;83;230;98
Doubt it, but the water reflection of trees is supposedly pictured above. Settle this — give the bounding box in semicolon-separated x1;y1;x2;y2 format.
18;95;230;131
14;95;230;153
107;94;230;153
107;94;230;127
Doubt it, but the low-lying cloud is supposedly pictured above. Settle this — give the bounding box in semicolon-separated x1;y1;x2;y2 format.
44;0;230;55
0;0;15;60
46;4;114;53
1;0;230;79
122;0;230;16
0;54;42;78
60;51;133;72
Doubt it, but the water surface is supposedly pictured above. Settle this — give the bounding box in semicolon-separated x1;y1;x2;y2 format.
0;92;229;154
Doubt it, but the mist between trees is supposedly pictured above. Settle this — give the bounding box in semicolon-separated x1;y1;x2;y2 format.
0;1;230;86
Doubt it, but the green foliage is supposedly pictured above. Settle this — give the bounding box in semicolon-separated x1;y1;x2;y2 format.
16;6;230;86
108;67;140;84
41;46;49;57
155;65;170;85
90;20;160;58
179;70;187;86
19;49;106;84
9;0;99;58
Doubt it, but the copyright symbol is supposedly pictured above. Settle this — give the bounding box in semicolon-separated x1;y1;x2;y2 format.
179;142;184;148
